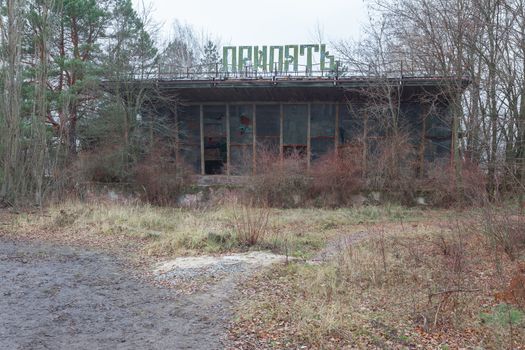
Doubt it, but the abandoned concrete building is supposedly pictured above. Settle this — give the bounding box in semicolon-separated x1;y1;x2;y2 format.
125;45;468;177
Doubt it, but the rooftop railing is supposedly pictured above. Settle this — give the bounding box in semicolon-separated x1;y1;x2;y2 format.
155;61;450;81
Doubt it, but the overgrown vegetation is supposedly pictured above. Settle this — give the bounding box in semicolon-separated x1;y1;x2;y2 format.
243;142;487;208
0;0;524;208
230;207;525;349
0;0;219;206
4;197;524;348
6;199;426;256
0;0;524;348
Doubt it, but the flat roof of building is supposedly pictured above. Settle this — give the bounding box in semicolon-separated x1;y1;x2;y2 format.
106;75;470;103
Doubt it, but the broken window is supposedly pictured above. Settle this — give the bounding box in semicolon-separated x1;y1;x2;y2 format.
203;105;227;174
311;103;335;160
230;104;253;175
178;105;201;173
283;104;307;156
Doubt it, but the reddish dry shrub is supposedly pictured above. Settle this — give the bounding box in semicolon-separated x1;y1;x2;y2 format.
495;262;525;308
425;158;487;207
74;144;129;183
481;205;525;261
51;144;131;201
248;145;364;208
248;147;309;208
366;133;418;203
231;201;271;246
246;135;488;208
309;146;364;207
133;145;192;205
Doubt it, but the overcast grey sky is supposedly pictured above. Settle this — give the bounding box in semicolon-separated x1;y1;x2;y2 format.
134;0;370;46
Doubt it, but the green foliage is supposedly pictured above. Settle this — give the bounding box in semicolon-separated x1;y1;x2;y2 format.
0;0;163;203
200;40;221;72
480;304;524;327
106;0;158;79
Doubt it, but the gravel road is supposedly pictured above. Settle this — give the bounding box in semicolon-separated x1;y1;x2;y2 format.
0;237;231;350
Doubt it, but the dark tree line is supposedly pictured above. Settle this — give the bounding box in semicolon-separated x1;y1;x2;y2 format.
1;0;523;205
0;0;220;205
337;0;525;202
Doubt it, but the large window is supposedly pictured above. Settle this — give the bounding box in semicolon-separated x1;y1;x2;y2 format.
230;105;253;175
283;104;308;156
203;105;227;174
178;105;201;173
311;103;335;160
256;104;280;154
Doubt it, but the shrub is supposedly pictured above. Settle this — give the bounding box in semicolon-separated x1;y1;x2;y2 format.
248;147;309;208
247;145;365;208
73;143;130;184
133;144;193;205
309;146;363;207
366;133;419;203
480;205;525;261
425;158;487;207
231;201;271;246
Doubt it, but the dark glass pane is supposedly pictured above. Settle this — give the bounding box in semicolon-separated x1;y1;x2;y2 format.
230;105;253;144
178;105;200;144
283;104;307;145
230;145;252;175
311;104;335;137
256;104;280;154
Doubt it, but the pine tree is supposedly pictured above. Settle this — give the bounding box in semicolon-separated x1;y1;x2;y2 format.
200;40;221;75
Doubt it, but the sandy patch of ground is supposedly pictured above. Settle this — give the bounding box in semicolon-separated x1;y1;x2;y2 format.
155;251;289;274
153;252;291;294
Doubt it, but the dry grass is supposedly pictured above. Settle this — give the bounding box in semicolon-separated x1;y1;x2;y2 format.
5;200;427;260
229;210;525;349
9;200;517;348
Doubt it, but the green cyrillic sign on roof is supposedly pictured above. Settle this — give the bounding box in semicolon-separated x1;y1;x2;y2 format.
223;44;336;73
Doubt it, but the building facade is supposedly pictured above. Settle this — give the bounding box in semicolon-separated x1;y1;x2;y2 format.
158;77;463;176
116;45;468;177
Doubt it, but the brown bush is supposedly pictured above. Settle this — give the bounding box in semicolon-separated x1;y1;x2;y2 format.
73;143;129;184
133;145;193;205
248;146;309;208
245;135;488;208
231;201;271;246
309;146;364;207
248;145;364;208
49;143;131;202
425;158;487;207
481;205;525;261
366;133;418;203
495;262;525;308
365;133;487;207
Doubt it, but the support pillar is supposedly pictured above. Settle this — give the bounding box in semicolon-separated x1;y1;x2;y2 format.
307;102;311;169
252;104;257;175
174;106;180;167
335;103;340;155
280;104;284;161
200;105;205;175
226;104;231;176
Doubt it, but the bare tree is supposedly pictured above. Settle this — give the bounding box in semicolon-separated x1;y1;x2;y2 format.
340;0;525;200
0;0;25;203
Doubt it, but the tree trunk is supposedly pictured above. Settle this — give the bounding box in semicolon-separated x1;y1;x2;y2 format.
1;0;23;202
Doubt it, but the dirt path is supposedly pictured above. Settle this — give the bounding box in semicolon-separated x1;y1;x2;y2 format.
0;237;232;350
310;230;370;263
